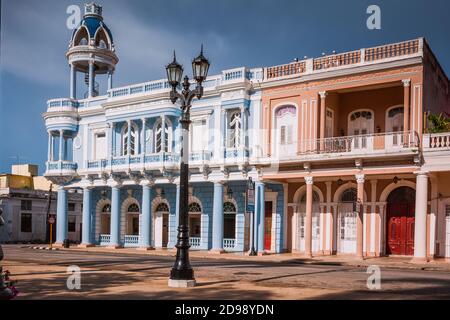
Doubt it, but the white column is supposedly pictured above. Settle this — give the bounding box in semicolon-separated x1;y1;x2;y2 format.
58;129;64;161
413;172;429;261
370;180;378;255
47;131;52;162
70;64;76;99
108;69;113;90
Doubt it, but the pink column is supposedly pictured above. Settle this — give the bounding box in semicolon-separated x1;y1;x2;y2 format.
305;176;314;258
356;174;365;259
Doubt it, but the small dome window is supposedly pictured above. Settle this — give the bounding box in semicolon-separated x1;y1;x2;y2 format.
73;26;90;46
95;28;110;49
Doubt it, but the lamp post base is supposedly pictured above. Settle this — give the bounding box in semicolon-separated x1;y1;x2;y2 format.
168;278;196;288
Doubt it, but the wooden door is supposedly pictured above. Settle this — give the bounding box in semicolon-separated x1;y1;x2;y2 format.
387;203;415;255
264;201;273;251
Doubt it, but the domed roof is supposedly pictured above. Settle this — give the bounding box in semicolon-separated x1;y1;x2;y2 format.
71;3;114;45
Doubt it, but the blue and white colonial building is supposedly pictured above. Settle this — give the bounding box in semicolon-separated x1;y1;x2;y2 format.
43;3;286;254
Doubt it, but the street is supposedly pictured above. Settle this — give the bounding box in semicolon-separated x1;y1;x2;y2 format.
2;245;450;299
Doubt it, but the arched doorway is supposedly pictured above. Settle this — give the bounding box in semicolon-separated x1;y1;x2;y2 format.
125;203;140;236
348;110;374;151
338;188;357;254
386;106;404;147
100;203;111;235
297;191;321;252
188;202;202;247
386;187;415;256
154;202;170;248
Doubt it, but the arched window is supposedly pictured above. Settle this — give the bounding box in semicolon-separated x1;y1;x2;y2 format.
121;123;138;156
341;188;357;202
227;111;241;148
102;204;111;213
156;203;169;212
127;203;140;213
300;191;320;203
223;202;237;239
188;202;202;213
155;119;171;153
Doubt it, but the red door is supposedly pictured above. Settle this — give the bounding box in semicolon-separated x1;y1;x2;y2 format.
264;202;273;251
387;203;415;255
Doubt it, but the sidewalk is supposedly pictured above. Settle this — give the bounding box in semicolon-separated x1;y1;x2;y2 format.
19;244;450;272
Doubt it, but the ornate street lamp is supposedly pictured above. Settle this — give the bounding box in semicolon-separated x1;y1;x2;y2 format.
166;47;210;288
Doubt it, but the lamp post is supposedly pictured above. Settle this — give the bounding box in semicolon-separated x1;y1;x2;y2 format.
166;47;210;288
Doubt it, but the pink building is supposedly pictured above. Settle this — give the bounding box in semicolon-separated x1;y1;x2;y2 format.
257;38;450;261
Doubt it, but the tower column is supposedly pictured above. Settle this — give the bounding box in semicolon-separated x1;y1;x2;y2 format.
108;69;113;90
47;131;52;162
58;130;64;161
88;61;95;98
56;186;68;245
70;64;77;99
211;182;224;253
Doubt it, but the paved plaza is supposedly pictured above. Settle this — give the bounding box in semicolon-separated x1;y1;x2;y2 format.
2;245;450;300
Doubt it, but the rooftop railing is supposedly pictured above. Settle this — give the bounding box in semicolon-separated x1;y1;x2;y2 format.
264;38;422;81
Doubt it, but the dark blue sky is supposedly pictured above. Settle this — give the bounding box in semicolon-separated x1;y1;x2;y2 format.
1;0;449;174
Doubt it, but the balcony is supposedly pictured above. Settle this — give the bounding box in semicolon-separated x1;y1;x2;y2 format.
423;132;450;151
263;131;419;163
45;161;78;176
264;38;422;81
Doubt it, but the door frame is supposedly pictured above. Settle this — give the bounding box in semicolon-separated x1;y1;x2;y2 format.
264;191;278;252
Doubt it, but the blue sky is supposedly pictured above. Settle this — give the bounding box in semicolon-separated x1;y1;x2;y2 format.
1;0;449;174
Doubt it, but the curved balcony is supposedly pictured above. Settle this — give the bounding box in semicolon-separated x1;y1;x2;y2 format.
45;161;78;177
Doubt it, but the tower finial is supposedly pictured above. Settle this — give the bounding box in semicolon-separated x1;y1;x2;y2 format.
201;44;203;55
173;50;177;62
